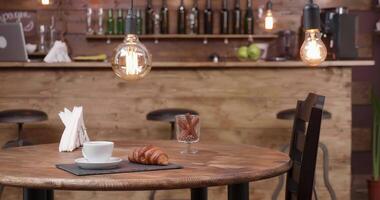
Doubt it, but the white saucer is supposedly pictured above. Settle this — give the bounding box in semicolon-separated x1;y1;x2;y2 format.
75;157;122;170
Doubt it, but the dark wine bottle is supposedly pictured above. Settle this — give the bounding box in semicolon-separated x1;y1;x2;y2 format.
220;0;229;34
177;0;186;34
145;0;154;34
204;0;213;34
244;0;254;34
160;0;169;34
232;0;241;34
189;0;200;34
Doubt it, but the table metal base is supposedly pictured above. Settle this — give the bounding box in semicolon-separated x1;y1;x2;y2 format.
23;189;53;200
191;187;208;200
228;183;249;200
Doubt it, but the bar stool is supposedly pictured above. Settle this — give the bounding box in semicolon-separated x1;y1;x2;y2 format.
0;109;48;148
146;108;198;200
272;108;336;200
146;108;199;140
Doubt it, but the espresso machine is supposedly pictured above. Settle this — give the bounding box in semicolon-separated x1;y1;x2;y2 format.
320;7;358;59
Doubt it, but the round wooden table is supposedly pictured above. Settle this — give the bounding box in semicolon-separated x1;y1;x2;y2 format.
0;140;291;200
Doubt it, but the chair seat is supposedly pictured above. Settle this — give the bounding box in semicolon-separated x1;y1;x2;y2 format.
146;108;198;123
276;108;332;120
0;109;48;124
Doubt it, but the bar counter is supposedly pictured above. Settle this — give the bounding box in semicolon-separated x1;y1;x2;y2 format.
0;60;374;68
0;60;375;200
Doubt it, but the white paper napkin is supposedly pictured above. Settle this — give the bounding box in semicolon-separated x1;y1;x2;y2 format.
44;41;72;63
59;106;90;152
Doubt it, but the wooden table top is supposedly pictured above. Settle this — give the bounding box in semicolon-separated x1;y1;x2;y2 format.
0;140;291;191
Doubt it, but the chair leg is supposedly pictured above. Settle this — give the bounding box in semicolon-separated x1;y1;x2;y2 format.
228;183;249;200
191;187;207;200
23;188;53;200
318;143;337;200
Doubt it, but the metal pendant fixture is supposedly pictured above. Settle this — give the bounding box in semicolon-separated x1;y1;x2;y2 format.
111;0;152;81
300;0;327;66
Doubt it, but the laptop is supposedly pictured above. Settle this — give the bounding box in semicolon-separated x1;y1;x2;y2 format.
0;23;28;62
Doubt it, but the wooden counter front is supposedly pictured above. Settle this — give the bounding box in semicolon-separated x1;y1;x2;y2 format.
0;61;372;200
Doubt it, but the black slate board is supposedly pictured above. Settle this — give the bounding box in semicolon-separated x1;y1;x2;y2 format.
56;160;183;176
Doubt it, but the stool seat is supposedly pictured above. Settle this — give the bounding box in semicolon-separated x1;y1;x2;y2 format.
0;109;48;124
146;108;198;122
276;108;332;120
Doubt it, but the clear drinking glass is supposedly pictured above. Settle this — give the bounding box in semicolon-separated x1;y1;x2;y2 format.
175;114;200;154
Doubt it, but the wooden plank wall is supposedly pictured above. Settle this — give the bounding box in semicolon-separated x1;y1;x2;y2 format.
0;67;351;200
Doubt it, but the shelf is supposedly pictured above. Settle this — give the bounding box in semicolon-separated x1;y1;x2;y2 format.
0;60;374;69
86;34;278;41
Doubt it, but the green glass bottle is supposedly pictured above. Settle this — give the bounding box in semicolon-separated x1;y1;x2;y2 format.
116;9;124;35
107;9;114;35
136;10;143;35
244;0;254;34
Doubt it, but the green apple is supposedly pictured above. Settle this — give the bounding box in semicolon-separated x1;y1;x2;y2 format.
247;44;261;61
237;46;248;59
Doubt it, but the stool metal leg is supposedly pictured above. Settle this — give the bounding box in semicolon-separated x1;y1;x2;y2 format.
191;187;208;200
0;185;3;200
228;182;249;200
149;190;156;200
170;122;175;140
319;143;336;200
23;188;53;200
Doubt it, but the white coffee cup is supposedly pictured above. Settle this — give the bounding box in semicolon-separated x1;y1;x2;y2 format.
82;141;114;162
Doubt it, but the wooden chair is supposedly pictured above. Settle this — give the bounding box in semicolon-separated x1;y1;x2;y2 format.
195;93;325;200
285;93;325;200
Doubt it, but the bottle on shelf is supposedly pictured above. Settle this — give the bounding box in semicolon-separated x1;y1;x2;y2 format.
116;9;125;35
220;0;229;34
204;0;213;34
188;0;200;34
49;16;56;48
86;8;94;35
232;0;241;34
160;0;169;34
39;25;47;53
107;9;114;35
177;0;186;34
244;0;254;34
145;0;154;34
97;8;105;35
136;10;143;35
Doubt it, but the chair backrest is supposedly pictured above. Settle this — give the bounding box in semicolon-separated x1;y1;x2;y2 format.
285;93;325;200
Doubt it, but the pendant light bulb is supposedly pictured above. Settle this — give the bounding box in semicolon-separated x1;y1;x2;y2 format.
264;1;274;30
300;29;327;66
112;34;152;81
111;0;152;81
301;0;326;66
41;0;50;5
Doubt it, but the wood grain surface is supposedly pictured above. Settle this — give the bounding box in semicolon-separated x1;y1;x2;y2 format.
0;140;291;191
0;60;374;69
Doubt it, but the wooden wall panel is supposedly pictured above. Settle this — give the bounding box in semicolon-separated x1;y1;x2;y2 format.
0;67;351;200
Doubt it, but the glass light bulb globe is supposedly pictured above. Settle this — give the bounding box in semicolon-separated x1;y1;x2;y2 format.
264;10;274;30
111;34;152;81
300;29;327;66
41;0;50;5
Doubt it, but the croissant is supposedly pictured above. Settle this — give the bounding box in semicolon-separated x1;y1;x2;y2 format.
128;145;169;166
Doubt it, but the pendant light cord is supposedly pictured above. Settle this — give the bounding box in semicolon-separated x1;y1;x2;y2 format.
131;0;134;9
